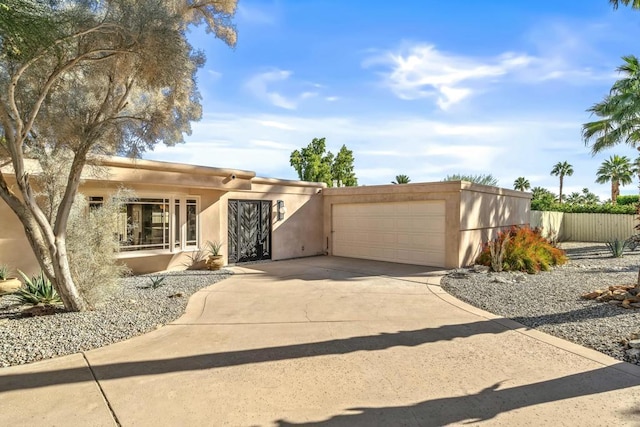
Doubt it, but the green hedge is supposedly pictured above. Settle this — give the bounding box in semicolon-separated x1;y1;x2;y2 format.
532;203;636;214
617;195;639;206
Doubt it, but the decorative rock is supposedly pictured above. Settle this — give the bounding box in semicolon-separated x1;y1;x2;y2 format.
514;275;527;283
631;303;640;309
581;291;601;300
449;270;470;279
626;348;640;358
628;339;640;349
608;300;622;306
0;269;233;368
472;265;490;274
491;276;510;284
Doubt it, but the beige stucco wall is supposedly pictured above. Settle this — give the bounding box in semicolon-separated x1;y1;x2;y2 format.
80;181;227;274
0;157;325;276
224;178;325;262
458;185;531;266
0;189;40;277
1;155;531;276
323;182;531;269
323;182;463;268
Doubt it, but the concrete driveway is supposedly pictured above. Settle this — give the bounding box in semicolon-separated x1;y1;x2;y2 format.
2;256;640;426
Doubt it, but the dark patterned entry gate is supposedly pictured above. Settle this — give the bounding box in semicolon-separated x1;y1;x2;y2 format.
228;200;272;263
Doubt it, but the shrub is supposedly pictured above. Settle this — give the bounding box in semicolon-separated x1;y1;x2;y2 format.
14;271;62;305
66;189;133;306
205;241;224;256
606;239;626;257
32;150;131;307
532;204;635;214
617;195;639;206
148;276;166;289
0;264;10;280
476;226;568;274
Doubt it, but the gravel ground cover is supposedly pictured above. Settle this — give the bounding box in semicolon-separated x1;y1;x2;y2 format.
0;270;232;367
441;242;640;365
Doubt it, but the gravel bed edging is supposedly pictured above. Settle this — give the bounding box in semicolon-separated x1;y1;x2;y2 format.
0;269;232;368
440;242;640;365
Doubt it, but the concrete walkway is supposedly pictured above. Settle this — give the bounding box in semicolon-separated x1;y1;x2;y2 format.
2;256;640;426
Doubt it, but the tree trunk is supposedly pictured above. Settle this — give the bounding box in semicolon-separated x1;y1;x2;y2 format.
559;177;564;204
52;237;87;311
612;181;619;205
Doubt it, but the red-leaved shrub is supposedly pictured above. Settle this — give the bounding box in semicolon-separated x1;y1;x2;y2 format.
476;226;567;274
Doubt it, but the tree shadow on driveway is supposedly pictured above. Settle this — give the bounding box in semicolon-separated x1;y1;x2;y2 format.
275;367;640;426
2;319;518;392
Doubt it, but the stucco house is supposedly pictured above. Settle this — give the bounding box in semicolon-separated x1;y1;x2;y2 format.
0;156;531;275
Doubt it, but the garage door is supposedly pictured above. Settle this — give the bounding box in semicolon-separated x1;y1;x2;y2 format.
332;201;446;267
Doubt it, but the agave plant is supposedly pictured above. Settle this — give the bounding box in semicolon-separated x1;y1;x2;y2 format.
606;240;627;258
205;241;224;256
0;264;9;281
14;271;62;305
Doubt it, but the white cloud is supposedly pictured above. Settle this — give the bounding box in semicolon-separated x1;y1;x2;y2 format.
365;44;532;109
206;69;222;80
244;71;325;110
236;3;279;26
258;120;296;130
325;96;340;102
245;70;297;109
250;139;295;150
145;112;524;183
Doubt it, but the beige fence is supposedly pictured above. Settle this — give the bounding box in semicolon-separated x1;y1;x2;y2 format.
530;211;636;242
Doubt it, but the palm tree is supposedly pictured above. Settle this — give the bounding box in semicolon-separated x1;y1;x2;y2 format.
443;173;498;186
610;0;640;9
513;177;530;191
392;174;411;184
580;188;601;205
550;161;574;204
565;192;583;205
582;56;640;154
595;155;634;204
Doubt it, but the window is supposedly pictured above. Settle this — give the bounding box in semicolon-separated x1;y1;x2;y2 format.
119;198;170;251
100;196;199;253
186;199;198;247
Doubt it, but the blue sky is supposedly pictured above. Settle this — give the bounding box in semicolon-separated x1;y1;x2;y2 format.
145;0;640;200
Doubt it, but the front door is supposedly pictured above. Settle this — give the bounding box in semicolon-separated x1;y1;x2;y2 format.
228;200;272;263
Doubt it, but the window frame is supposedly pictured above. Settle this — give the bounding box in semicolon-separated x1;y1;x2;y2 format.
89;193;201;257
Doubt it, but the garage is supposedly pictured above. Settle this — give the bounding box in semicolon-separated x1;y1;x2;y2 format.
331;200;446;267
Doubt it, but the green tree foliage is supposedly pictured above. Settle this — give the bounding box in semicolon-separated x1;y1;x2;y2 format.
331;145;358;187
582;56;640;154
290;138;357;186
534;203;635;214
565;188;601;205
513;177;530;191
531;186;557;211
617;195;640;205
392;174;411;184
442;173;498;186
595;155;633;204
0;0;237;311
550;161;574;204
610;0;640;10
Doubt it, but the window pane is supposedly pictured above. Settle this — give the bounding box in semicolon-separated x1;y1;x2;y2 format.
119;199;169;251
186;201;197;246
174;201;180;248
